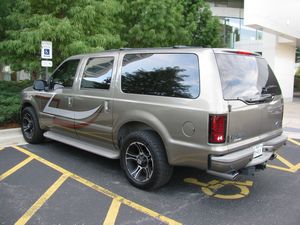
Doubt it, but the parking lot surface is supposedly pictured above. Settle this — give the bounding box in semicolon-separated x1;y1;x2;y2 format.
1;139;300;225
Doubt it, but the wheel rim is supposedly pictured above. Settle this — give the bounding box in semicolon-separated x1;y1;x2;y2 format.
125;142;154;183
22;113;34;139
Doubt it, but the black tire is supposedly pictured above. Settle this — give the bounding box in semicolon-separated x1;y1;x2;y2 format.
120;131;173;190
21;107;44;144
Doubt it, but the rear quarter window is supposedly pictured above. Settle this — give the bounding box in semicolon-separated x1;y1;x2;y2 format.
121;53;200;99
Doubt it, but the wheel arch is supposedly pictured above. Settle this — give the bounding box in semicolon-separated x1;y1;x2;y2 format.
21;101;44;130
115;119;171;163
117;121;162;147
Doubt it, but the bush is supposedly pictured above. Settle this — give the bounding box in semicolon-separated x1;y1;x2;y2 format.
0;80;33;126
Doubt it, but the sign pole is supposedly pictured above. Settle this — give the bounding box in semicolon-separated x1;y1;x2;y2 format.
46;67;48;80
41;41;53;80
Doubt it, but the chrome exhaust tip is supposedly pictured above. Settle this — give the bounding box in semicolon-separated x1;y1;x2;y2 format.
270;153;277;160
206;170;239;180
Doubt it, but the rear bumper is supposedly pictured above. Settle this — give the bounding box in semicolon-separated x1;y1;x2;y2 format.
209;134;287;173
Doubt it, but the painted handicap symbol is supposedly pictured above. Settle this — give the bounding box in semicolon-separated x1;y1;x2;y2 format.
184;178;253;200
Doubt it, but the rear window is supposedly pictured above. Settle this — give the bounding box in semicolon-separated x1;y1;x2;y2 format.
121;53;200;99
215;54;281;100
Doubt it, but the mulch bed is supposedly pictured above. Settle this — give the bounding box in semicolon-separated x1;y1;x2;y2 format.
0;122;20;130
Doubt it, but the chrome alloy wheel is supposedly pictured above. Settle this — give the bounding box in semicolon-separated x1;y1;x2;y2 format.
125;142;154;183
22;113;34;139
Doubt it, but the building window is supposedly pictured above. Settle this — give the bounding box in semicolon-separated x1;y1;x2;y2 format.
220;17;262;48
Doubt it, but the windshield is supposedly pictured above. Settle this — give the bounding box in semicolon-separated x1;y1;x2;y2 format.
215;53;281;101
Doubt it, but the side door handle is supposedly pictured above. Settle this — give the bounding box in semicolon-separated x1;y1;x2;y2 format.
104;100;109;113
68;96;73;107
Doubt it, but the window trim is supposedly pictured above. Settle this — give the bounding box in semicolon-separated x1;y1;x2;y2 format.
79;56;115;91
51;58;81;89
120;52;201;99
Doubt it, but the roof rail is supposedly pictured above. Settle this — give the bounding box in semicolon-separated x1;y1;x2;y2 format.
173;45;202;49
173;45;188;48
119;48;132;51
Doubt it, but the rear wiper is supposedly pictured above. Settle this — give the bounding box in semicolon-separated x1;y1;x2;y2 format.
238;94;274;104
262;85;278;92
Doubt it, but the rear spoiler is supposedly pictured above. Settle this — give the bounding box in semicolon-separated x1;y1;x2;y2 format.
213;49;261;57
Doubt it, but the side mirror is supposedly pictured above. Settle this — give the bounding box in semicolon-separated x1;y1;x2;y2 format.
33;80;48;91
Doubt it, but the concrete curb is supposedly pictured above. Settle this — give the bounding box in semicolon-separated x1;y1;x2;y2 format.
0;127;26;148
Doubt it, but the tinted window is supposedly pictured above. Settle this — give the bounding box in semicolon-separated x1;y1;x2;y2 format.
215;54;281;100
121;53;200;98
52;59;80;88
81;57;114;90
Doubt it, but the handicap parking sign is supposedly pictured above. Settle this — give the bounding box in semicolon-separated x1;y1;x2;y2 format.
41;41;52;59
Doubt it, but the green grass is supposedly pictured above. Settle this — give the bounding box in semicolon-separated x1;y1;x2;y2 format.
0;80;33;126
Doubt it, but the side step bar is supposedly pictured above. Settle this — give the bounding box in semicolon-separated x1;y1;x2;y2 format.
44;131;120;159
206;170;239;180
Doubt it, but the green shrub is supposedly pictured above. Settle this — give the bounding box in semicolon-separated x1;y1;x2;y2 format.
0;80;33;126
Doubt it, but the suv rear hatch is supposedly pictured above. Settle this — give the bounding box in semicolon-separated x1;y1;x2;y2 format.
214;50;284;145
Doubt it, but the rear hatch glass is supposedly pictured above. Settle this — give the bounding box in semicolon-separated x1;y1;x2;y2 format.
215;53;281;104
215;52;283;144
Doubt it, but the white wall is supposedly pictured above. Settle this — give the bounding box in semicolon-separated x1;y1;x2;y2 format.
243;0;299;102
234;39;263;53
17;70;31;81
244;0;300;40
210;6;243;18
270;39;296;102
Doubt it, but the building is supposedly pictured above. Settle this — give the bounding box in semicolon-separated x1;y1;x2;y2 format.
207;0;299;102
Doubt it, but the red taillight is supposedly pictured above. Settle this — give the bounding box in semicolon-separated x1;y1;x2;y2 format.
209;115;227;144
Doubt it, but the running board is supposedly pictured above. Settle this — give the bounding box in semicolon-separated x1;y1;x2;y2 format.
43;131;120;159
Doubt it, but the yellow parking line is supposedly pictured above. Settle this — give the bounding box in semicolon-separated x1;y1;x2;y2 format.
13;145;72;176
0;157;33;182
15;174;69;225
266;164;294;173
12;146;181;225
103;199;121;225
288;138;300;147
276;154;295;168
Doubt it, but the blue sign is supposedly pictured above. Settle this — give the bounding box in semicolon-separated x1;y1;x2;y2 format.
44;49;50;56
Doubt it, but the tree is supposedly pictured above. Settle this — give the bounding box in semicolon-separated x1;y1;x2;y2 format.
120;0;189;47
120;0;222;48
0;0;221;75
181;0;222;47
0;0;123;74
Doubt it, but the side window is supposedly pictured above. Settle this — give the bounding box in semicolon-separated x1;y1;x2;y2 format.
121;53;200;99
81;57;114;90
51;59;80;88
